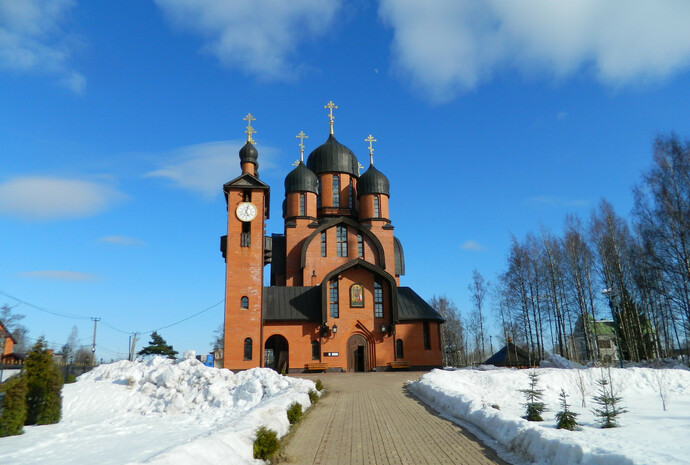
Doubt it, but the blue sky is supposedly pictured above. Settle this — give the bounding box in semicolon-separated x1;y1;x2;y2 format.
2;0;690;360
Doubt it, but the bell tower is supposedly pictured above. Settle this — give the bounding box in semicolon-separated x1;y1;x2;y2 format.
222;114;270;369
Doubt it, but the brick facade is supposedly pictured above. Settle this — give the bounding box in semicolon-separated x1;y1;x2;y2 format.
222;118;443;372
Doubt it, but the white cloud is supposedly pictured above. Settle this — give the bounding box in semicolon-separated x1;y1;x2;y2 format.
379;0;690;102
16;270;98;281
99;235;145;246
154;0;341;80
145;140;277;198
0;0;85;93
460;240;484;252
0;177;125;220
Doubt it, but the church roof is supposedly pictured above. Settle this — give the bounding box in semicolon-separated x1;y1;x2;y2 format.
357;164;390;197
284;162;318;194
397;287;444;321
263;286;321;321
484;342;531;367
261;285;443;322
239;140;259;169
306;134;359;176
394;236;405;276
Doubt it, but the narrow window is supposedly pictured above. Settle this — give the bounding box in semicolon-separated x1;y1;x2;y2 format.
373;195;380;218
357;233;364;258
244;338;252;360
321;231;327;257
317;180;321;209
396;339;404;359
329;279;339;318
332;175;340;207
241;221;251;247
243;191;251;202
241;296;249;309
423;321;431;350
374;281;383;318
349;178;353;209
311;340;320;360
299;193;305;216
336;225;348;257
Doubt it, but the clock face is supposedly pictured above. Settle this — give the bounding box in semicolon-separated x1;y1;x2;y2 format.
236;202;258;222
235;202;256;223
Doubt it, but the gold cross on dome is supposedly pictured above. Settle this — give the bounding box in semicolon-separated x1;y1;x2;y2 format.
325;100;338;135
365;134;376;164
296;131;308;162
243;113;256;143
357;162;364;175
292;160;300;166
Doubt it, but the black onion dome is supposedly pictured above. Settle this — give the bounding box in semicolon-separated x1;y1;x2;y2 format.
239;141;259;169
284;162;318;194
306;134;359;177
357;164;390;197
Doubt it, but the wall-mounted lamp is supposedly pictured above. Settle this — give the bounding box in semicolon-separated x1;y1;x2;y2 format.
380;324;386;333
332;324;338;334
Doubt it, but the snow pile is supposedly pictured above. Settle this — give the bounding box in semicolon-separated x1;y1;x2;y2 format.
0;354;317;465
409;366;690;465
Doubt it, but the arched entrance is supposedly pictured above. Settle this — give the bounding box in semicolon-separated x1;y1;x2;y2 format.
265;335;289;373
347;334;370;372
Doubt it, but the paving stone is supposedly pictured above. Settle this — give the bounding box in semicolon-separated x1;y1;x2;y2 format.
284;372;512;465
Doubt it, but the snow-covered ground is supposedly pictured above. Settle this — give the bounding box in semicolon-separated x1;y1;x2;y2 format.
409;358;690;465
0;352;316;465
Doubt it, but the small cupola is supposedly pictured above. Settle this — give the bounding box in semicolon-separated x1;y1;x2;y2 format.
239;141;259;169
306;101;359;177
285;162;318;194
239;113;259;176
357;164;389;197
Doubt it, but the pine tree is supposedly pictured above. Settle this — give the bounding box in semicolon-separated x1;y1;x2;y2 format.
0;375;27;436
24;337;63;425
555;389;580;431
592;369;627;428
520;371;546;421
137;331;178;359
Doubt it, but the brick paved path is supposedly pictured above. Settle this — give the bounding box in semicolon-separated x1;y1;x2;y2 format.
284;372;511;465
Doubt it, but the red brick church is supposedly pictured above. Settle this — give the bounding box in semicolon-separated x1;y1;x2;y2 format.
220;103;443;372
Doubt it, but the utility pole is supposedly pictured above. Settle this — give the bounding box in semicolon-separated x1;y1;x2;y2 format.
91;317;101;367
129;333;138;361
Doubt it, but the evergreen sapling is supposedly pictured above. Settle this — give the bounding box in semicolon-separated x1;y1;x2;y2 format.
555;389;580;431
592;369;627;428
520;371;546;421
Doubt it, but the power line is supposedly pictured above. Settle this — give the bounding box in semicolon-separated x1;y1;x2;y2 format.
141;299;225;335
100;320;134;335
0;289;92;320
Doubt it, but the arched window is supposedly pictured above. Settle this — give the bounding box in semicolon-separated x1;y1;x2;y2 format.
332;175;340;206
299;193;305;216
311;340;320;360
374;281;383;318
317;179;321;209
321;231;327;257
329;279;339;318
357;233;364;258
336;225;348;257
373;195;380;218
396;339;404;359
241;296;249;309
244;338;252;360
349;178;353;209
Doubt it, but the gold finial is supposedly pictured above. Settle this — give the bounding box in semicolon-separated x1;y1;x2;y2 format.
357;162;364;175
243;113;256;143
292;160;300;166
324;100;338;135
296;130;308;162
365;134;376;165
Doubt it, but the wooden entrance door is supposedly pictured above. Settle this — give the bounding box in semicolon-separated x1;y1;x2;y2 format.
347;334;369;372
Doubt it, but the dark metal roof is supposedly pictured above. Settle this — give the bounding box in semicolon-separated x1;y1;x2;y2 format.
397;287;444;321
284;162;318;194
484;342;531;367
239;141;259;168
263;286;321;321
306;134;359;176
394;236;405;276
357;164;390;197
